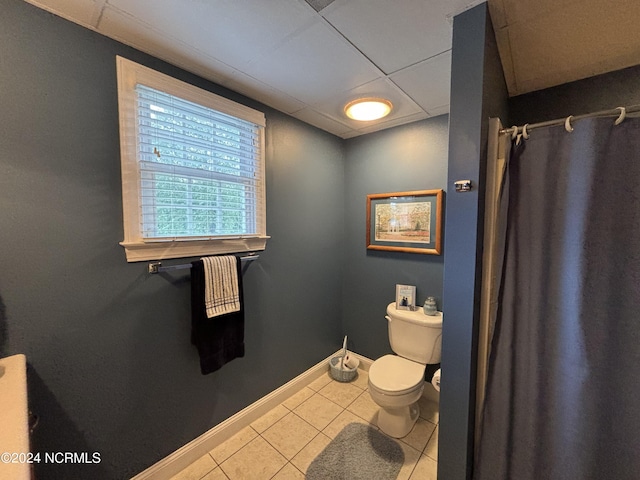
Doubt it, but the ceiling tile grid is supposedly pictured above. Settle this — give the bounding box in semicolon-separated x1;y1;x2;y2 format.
240;18;383;106
321;0;456;75
24;0;465;137
97;5;241;88
227;70;307;114
389;51;452;114
23;0;640;137
106;0;319;69
289;106;355;137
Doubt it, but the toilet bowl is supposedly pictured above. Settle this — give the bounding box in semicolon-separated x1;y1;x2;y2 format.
368;354;425;438
368;303;443;438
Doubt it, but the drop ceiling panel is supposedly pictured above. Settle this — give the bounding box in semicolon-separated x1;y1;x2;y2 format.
26;0;640;138
390;51;452;113
99;6;237;88
507;0;640;94
99;6;192;62
227;70;306;114
491;23;517;95
26;0;100;27
352;111;430;137
106;0;317;68
304;0;338;13
290;107;355;137
425;105;449;117
242;18;382;105
486;0;508;29
322;0;456;75
499;0;584;26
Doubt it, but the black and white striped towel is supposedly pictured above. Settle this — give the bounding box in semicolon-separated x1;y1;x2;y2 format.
202;255;240;318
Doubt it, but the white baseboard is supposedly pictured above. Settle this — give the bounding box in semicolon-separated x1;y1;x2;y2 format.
131;350;372;480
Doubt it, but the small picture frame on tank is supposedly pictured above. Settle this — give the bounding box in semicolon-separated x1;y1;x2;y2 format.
396;284;416;310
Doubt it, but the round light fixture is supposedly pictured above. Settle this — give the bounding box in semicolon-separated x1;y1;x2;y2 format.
344;97;393;121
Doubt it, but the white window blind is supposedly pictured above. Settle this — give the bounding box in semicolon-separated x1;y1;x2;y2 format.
117;56;268;262
136;85;263;239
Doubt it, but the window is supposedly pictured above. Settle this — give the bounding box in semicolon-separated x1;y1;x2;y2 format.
116;57;268;262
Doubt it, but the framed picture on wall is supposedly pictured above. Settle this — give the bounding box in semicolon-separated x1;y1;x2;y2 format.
396;284;416;310
366;189;443;255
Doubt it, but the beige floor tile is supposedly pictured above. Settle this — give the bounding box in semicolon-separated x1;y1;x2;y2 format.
169;453;216;480
209;426;258;464
271;462;305;479
400;417;437;452
293;393;343;430
261;412;319;459
350;368;369;390
307;372;333;391
346;390;379;425
250;404;289;434
200;466;230;480
219;436;287;480
318;380;363;408
395;442;423;480
409;453;438;480
322;409;372;439
290;432;332;474
282;386;315;411
424;425;438;460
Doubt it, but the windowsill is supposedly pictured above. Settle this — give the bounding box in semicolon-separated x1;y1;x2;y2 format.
120;236;270;262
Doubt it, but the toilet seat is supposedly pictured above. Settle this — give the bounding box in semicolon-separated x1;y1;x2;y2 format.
369;355;425;395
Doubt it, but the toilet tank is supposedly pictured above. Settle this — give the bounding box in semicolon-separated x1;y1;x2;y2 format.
386;302;443;364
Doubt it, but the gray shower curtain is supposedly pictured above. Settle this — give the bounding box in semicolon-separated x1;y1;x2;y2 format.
474;116;640;480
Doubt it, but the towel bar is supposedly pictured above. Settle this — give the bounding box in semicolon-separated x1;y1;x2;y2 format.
148;254;259;274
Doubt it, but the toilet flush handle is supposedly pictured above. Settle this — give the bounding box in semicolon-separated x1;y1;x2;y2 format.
385;315;392;323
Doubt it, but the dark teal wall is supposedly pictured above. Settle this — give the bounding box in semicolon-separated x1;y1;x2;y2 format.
0;1;343;478
343;117;449;359
509;63;640;125
439;4;509;480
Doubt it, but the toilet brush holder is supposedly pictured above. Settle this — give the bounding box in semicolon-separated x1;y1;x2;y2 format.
329;355;359;382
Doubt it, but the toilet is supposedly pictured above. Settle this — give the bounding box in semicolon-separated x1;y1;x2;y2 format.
368;302;443;438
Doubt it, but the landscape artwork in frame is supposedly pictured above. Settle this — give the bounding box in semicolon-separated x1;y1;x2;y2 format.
366;189;443;255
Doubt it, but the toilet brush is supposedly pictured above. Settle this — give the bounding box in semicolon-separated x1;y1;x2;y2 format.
340;335;347;370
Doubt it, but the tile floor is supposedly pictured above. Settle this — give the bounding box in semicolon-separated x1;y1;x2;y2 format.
170;369;439;480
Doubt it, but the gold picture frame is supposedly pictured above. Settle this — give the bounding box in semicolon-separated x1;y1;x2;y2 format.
366;189;443;255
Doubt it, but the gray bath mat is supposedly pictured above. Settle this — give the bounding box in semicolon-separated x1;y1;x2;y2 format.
306;423;404;480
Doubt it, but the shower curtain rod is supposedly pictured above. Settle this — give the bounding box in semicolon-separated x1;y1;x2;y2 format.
499;103;640;136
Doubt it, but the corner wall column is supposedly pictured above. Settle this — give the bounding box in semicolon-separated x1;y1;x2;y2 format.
438;3;509;479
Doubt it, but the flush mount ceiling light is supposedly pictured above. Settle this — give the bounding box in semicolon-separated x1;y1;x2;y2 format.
344;97;393;121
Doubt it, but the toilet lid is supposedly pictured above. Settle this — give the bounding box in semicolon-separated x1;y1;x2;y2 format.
369;355;425;393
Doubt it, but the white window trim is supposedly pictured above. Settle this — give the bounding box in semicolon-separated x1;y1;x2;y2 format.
116;56;269;262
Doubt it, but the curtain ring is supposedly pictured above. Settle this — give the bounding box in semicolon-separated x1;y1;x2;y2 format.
511;126;518;140
515;134;522;146
564;115;574;132
614;107;626;125
522;124;530;139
